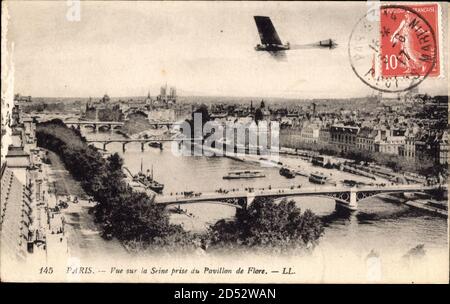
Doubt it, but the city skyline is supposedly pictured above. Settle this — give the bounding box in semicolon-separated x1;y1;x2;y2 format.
4;1;448;99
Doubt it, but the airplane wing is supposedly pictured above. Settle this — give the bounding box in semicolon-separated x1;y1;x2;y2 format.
254;16;283;45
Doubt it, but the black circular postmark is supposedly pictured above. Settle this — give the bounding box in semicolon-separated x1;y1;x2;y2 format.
348;4;438;93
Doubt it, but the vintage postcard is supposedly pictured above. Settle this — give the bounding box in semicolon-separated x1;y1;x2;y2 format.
1;1;448;284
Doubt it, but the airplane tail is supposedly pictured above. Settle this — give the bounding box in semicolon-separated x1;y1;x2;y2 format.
289;39;338;50
254;16;283;45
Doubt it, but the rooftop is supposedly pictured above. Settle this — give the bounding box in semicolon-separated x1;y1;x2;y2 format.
7;146;29;157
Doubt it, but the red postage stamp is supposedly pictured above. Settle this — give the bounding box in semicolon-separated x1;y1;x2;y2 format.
380;3;440;78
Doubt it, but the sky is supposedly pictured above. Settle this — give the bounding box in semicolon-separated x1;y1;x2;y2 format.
4;1;448;98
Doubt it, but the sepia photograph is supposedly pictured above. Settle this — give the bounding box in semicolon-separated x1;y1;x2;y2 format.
1;1;448;284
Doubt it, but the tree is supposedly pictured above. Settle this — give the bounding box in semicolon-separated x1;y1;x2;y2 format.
186;104;211;139
107;153;123;173
36;121;191;249
191;104;210;126
207;197;324;253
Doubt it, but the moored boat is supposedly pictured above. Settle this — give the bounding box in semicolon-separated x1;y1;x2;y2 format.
133;159;165;193
148;141;163;149
309;172;330;184
223;170;265;179
169;205;188;215
279;166;296;179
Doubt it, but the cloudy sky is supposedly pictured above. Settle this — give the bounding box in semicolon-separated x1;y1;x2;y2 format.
4;1;448;98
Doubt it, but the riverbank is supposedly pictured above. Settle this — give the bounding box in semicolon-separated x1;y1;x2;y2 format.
188;142;387;186
405;199;448;218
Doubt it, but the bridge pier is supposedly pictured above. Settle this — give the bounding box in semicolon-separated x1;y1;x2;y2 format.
335;190;358;211
348;190;358;210
122;142;127;152
141;142;145;152
103;142;107;151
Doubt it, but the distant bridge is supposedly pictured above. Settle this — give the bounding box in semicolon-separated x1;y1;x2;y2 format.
30;114;179;131
65;120;124;132
154;184;446;211
86;136;200;151
64;120;179;131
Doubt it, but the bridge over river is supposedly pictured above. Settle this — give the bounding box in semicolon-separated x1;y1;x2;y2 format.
64;120;179;132
86;136;202;151
154;184;446;211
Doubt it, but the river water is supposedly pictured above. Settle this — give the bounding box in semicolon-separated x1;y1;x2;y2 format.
85;131;448;259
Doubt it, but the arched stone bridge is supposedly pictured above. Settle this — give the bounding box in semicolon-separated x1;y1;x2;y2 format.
86;136;201;152
65;120;179;132
154;184;446;211
123;108;149;118
65;120;125;132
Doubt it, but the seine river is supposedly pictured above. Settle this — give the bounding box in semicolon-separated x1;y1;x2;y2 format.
85;131;448;258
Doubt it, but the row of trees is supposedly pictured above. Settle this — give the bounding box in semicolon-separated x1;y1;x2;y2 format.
283;139;441;177
37;119;193;250
36;119;324;253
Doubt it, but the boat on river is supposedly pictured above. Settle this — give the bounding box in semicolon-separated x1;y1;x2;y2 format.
309;172;330;184
133;159;164;193
279;166;296;179
223;170;265;180
169;205;190;215
148;141;163;149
